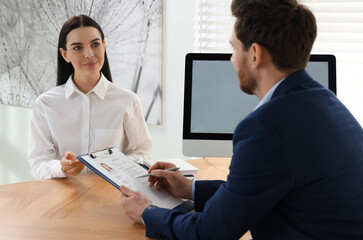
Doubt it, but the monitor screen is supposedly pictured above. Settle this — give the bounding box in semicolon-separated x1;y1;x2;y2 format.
183;53;336;157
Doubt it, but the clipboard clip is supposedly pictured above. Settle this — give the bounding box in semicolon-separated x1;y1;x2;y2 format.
89;147;113;159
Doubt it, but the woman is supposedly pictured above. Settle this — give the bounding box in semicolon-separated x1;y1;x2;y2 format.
28;15;152;179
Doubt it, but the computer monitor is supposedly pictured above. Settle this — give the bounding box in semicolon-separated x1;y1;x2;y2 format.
182;53;336;157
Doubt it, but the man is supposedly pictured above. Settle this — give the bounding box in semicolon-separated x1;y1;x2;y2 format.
121;0;363;239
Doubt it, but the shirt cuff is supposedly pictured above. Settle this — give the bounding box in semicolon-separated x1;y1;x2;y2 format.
52;161;67;178
192;179;196;200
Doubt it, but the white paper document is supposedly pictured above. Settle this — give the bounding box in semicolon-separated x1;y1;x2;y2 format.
144;158;199;175
77;148;189;210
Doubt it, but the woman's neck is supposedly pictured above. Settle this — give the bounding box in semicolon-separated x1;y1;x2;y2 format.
72;72;101;94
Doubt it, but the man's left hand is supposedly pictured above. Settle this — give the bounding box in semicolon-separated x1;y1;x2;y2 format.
120;185;152;224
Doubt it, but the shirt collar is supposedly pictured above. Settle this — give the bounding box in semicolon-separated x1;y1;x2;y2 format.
91;74;109;100
254;78;285;111
64;73;109;100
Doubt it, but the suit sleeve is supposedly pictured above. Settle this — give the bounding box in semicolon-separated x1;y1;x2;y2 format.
194;180;224;212
142;116;293;240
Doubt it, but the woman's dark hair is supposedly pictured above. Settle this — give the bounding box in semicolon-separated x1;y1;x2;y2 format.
231;0;317;73
57;15;112;86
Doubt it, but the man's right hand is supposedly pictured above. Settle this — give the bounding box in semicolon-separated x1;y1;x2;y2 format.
148;162;193;200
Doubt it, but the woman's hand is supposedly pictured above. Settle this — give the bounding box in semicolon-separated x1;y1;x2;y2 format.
60;151;85;176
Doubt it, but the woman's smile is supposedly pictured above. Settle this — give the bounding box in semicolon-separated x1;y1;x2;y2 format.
84;61;98;68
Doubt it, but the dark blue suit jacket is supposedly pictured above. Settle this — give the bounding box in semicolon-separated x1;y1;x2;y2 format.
143;70;363;239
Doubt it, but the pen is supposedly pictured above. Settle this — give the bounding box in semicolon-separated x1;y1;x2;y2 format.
137;167;180;178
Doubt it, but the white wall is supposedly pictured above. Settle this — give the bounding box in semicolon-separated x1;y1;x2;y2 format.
0;0;195;185
0;105;33;184
148;0;194;160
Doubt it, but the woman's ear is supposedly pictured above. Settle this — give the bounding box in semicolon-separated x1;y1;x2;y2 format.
59;48;70;63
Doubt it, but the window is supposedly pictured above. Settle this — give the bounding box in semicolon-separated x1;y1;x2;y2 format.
194;0;234;53
194;0;363;126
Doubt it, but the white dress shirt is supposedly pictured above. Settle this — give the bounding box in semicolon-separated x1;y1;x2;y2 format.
28;74;152;179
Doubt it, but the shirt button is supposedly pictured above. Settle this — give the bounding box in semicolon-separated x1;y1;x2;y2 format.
84;116;88;120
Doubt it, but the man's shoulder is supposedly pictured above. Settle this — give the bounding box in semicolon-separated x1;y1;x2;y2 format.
233;86;336;137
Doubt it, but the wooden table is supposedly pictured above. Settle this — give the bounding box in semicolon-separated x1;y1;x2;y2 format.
0;158;251;239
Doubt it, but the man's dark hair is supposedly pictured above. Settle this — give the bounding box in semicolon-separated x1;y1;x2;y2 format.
57;15;112;86
231;0;317;73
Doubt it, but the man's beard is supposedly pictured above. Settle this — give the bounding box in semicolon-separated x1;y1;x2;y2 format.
239;68;256;95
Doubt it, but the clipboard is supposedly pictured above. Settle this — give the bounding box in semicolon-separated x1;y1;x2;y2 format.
77;147;121;190
77;147;194;211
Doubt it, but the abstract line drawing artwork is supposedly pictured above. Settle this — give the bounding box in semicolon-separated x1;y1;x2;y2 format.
0;0;162;124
